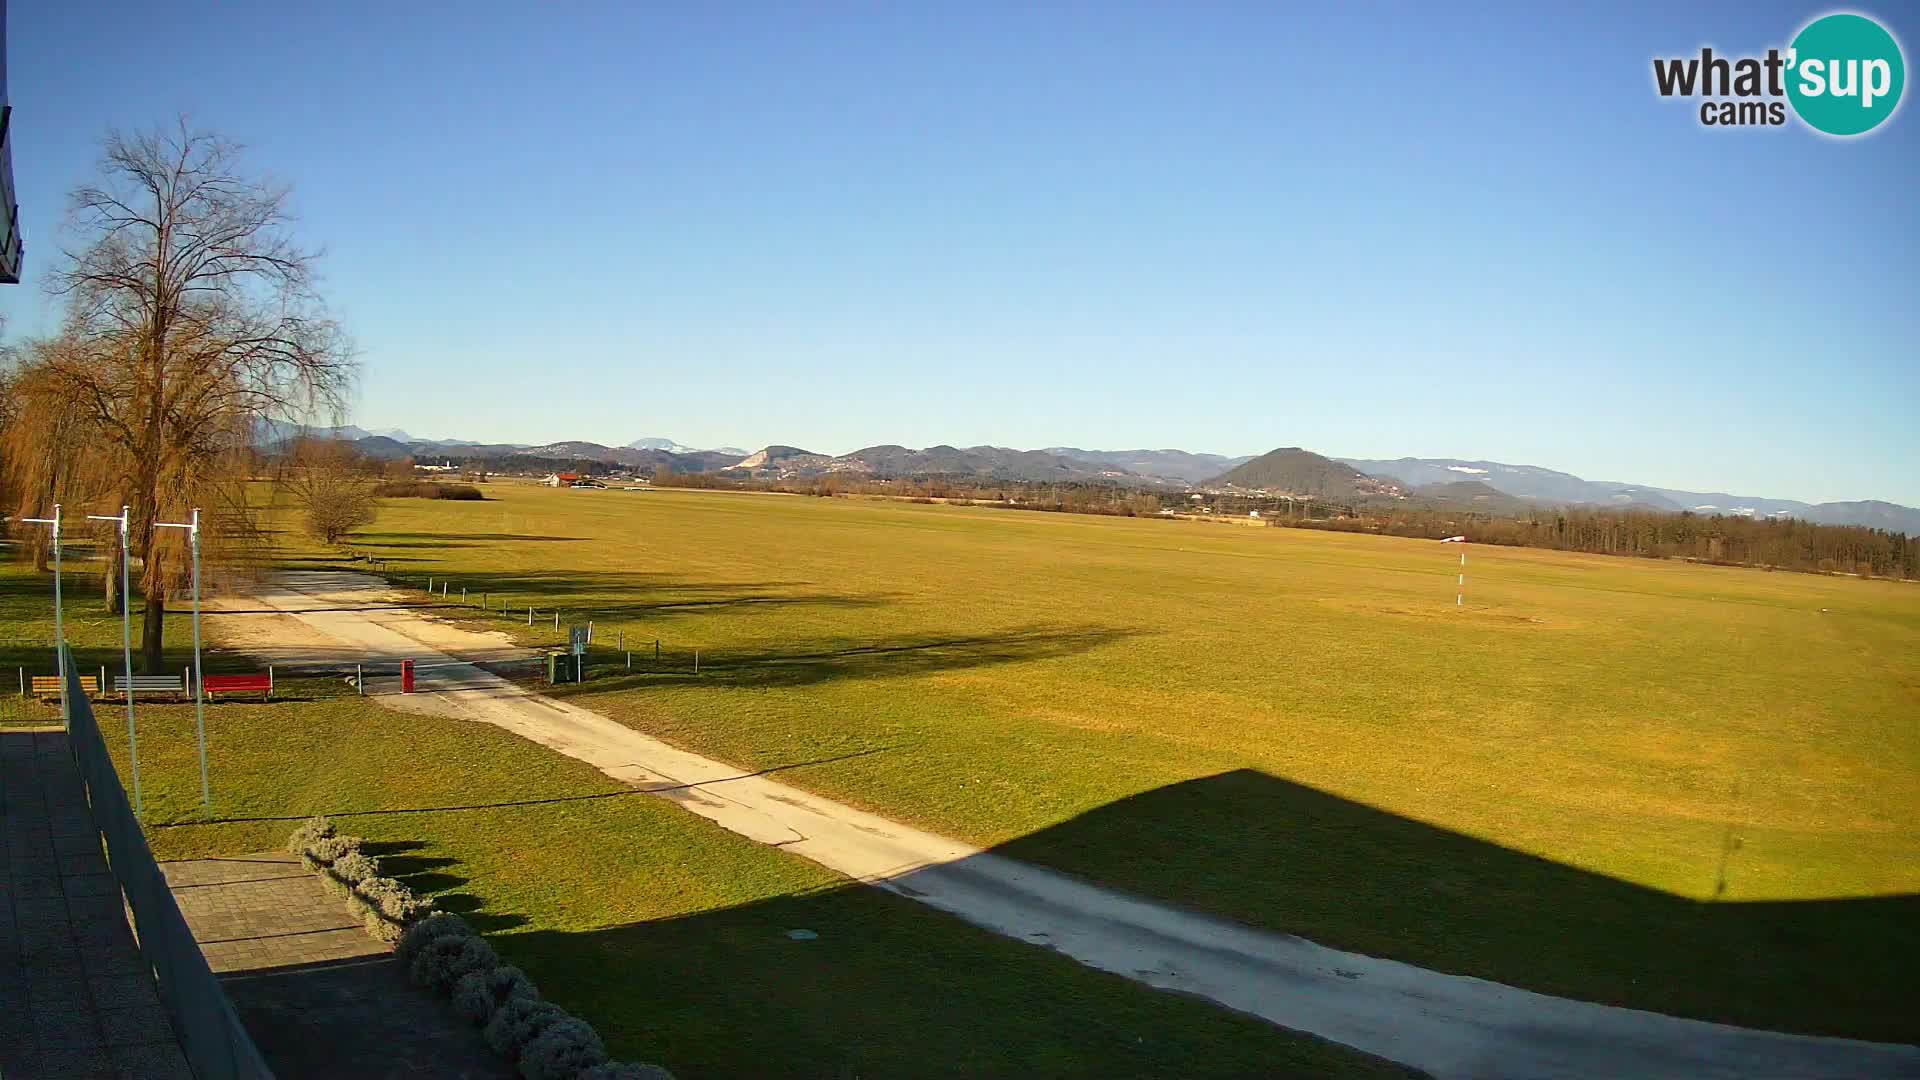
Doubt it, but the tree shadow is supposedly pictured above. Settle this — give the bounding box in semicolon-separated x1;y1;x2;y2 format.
371;567;899;621
359;532;591;543
555;625;1143;695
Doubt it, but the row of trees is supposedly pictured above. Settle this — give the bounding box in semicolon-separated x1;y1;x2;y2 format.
1;122;354;669
1278;506;1920;580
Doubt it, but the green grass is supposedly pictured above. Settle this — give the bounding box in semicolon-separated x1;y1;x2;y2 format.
295;482;1919;1042
1;554;1407;1077
89;679;1403;1079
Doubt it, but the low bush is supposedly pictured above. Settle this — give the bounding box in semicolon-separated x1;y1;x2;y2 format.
300;834;361;873
397;911;476;965
285;815;335;854
484;998;569;1061
580;1066;676;1080
371;480;486;500
329;851;379;885
412;933;497;993
518;1017;608;1080
349;877;435;943
453;965;539;1025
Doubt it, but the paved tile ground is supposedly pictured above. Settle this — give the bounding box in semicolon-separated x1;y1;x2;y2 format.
163;854;384;973
163;853;510;1079
0;729;193;1080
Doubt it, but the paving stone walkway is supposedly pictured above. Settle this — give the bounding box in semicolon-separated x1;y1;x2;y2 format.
0;729;192;1080
162;852;509;1079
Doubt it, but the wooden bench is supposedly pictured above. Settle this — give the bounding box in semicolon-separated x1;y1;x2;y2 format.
115;674;188;699
203;672;273;701
30;674;99;699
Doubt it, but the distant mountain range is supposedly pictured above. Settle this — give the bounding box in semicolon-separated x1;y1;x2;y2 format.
1338;457;1920;533
253;422;1920;533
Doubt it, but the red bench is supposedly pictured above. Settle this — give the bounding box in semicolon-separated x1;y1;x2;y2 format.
203;671;273;701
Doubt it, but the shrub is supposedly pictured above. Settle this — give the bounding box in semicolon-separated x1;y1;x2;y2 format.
371;480;486;500
397;912;475;965
285;816;335;854
484;998;569;1061
453;965;538;1025
329;851;379;885
411;933;497;993
518;1017;607;1080
349;877;434;942
302;834;362;870
579;1066;676;1080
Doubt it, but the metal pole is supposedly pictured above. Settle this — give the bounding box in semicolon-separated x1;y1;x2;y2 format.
51;506;67;720
357;663;364;695
190;509;209;817
91;507;139;812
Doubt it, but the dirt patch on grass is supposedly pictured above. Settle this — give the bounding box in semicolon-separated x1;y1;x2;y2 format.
1315;597;1581;630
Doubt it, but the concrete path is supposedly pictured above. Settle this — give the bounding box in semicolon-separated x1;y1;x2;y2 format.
221;571;1920;1080
162;852;508;1079
0;729;193;1080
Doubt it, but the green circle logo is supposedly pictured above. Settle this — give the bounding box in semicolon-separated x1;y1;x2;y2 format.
1787;13;1905;136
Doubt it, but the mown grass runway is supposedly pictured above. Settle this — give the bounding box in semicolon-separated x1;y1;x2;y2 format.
323;483;1919;1041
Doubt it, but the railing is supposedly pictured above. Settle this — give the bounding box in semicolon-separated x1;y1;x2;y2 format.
60;644;275;1080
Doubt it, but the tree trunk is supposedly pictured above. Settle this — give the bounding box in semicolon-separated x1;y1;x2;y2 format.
103;539;124;615
141;589;166;673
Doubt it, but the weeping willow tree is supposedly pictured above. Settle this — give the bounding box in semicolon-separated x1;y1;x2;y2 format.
8;120;353;670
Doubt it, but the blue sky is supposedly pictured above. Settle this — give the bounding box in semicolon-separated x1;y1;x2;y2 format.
3;1;1915;504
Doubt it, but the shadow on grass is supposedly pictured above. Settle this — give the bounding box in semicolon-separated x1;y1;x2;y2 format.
987;769;1920;1045
147;746;900;828
364;567;899;620
478;771;1918;1079
555;625;1142;695
360;531;592;544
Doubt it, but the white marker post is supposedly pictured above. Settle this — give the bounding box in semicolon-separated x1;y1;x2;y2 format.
18;506;66;719
1458;550;1466;607
155;509;210;818
87;506;141;812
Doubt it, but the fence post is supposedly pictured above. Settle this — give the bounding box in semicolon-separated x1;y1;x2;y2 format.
357;663;363;695
694;649;700;675
553;611;559;630
626;650;631;670
462;587;467;604
617;629;624;651
268;666;274;700
428;576;433;593
655;639;660;662
527;607;534;626
18;667;23;696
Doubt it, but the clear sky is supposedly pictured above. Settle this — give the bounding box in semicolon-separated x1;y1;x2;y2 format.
2;1;1915;504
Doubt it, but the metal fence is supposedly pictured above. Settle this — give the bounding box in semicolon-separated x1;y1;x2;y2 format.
60;644;276;1080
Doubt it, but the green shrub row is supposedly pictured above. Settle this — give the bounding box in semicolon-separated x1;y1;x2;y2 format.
291;819;672;1080
289;816;435;943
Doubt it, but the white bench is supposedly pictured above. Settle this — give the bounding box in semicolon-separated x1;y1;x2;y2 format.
116;674;188;697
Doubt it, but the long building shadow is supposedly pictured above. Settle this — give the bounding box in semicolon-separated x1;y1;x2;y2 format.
470;770;1916;1079
983;769;1919;1045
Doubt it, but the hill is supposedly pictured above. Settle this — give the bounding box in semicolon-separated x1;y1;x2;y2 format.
1343;456;1919;532
1046;448;1252;485
1209;448;1400;499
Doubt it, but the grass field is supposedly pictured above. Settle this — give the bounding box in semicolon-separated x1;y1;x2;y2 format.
0;556;1408;1078
299;482;1920;1041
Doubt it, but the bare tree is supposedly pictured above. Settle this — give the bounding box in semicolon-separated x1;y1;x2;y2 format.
19;120;353;669
284;438;379;545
